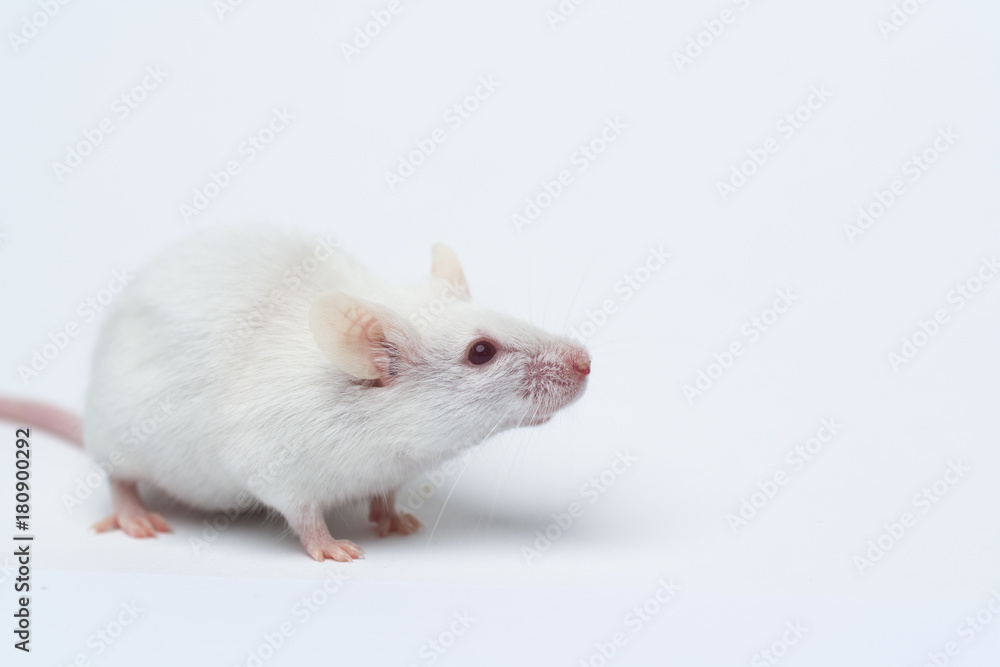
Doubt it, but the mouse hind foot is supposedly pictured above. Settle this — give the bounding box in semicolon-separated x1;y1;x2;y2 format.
369;492;423;537
92;479;172;538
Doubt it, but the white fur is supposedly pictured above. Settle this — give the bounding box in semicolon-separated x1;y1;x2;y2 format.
84;226;589;528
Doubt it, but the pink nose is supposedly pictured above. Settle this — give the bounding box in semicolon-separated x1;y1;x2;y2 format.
573;358;591;377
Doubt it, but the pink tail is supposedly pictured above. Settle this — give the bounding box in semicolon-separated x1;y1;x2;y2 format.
0;397;83;447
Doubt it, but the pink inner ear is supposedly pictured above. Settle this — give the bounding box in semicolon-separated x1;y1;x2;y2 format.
356;313;392;377
310;293;387;380
310;291;416;382
341;301;391;378
344;302;383;346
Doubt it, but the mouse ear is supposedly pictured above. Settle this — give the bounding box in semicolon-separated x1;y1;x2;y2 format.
309;292;415;381
431;243;470;300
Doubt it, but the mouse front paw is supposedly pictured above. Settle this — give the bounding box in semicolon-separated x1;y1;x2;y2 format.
285;505;365;562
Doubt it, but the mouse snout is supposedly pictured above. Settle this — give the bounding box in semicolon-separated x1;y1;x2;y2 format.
523;345;589;397
559;344;591;381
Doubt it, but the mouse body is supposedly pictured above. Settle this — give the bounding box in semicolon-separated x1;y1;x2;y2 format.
70;226;590;560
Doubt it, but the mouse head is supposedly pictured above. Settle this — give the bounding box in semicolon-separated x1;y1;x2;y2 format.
308;245;590;440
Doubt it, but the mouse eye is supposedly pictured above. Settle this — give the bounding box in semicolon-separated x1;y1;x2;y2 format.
468;340;497;365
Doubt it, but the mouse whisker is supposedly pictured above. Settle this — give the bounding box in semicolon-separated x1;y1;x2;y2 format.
561;237;610;333
425;404;518;543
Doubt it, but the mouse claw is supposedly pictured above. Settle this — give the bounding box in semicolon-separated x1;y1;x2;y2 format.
288;506;365;562
303;537;364;562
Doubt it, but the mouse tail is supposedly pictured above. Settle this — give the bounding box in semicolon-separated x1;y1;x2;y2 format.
0;396;83;447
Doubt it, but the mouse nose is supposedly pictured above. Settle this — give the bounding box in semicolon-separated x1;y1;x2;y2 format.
569;348;591;377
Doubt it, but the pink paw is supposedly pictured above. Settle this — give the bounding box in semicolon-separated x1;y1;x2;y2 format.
92;511;171;539
302;536;364;562
370;507;423;538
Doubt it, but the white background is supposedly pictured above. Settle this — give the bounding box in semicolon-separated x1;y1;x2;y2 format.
2;0;999;665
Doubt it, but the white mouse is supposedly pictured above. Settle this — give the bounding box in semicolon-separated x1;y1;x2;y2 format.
1;226;590;561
